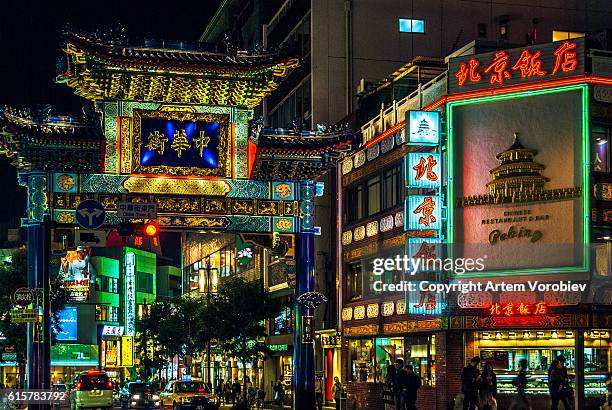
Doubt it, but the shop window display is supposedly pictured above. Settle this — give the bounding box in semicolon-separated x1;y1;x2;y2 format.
350;339;375;382
476;331;576;394
349;336;436;385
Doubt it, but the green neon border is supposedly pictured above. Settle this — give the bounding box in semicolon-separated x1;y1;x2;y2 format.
446;84;590;277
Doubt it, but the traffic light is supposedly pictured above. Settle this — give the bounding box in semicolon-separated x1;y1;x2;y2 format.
143;221;159;237
117;221;134;237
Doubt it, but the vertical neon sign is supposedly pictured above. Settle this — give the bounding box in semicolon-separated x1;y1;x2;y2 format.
125;251;136;336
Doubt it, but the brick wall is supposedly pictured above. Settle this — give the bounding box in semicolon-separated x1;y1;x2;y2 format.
345;382;385;410
345;383;439;410
438;331;465;409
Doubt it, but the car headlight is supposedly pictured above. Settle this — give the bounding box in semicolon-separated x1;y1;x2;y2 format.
182;397;192;403
152;395;159;400
133;394;141;400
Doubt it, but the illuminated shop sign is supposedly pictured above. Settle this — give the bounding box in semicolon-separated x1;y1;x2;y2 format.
407;287;446;315
101;325;125;337
407;238;443;271
268;344;288;352
487;302;548;316
447;85;589;276
121;336;134;367
132;110;231;177
407;111;440;145
56;307;78;341
406;195;442;231
448;39;585;93
59;247;92;301
124;252;136;336
406;153;441;189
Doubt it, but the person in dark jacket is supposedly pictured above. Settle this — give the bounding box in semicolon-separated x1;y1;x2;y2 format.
395;359;408;410
383;364;396;410
549;358;572;409
404;364;422;410
478;362;497;410
461;357;481;410
231;378;241;405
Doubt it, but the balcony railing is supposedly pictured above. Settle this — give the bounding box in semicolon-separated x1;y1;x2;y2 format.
360;72;448;146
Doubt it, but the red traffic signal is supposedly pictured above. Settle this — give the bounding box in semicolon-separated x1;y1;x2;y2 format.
143;221;160;237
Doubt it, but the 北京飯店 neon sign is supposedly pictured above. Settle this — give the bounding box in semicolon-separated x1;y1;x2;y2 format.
449;39;585;93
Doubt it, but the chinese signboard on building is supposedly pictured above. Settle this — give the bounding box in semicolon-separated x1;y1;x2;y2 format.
406;153;441;189
448;38;585;93
132;110;231;178
124;252;136;336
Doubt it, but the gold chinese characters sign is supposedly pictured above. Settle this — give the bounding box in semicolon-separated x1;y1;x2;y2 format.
132;109;232;178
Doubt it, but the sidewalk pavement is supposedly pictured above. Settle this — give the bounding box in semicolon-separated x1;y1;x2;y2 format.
219;404;336;409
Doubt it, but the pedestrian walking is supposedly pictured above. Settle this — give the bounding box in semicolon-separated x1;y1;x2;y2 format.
232;377;241;405
404;364;421;410
332;376;344;410
478;362;497;410
224;382;233;404
216;379;224;404
460;357;480;410
274;378;284;405
383;364;396;410
549;358;572;409
315;376;324;410
509;358;532;410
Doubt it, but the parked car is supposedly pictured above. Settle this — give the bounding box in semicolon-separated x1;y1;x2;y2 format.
52;383;70;410
70;371;114;410
120;382;161;409
158;380;219;409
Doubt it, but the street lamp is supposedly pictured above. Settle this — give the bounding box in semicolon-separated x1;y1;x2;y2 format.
199;262;218;388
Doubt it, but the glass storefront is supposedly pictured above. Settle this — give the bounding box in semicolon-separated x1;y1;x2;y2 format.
349;335;436;385
473;329;611;399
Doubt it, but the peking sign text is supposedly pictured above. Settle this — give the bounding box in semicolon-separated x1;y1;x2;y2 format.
448;38;585;93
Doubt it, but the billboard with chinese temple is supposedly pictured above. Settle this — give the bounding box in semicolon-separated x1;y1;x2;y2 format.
59;247;93;301
448;84;588;275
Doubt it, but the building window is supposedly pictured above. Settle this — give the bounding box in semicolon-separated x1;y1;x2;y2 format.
283;14;311;58
382;164;402;210
592;124;611;173
269;77;311;128
399;18;425;34
137;304;152;320
344;162;403;224
99;276;118;293
366;176;381;216
136;272;153;293
478;23;487;38
347;262;363;300
500;24;509;40
109;306;119;322
271;297;293;335
552;30;585;42
95;305;109;321
345;184;364;224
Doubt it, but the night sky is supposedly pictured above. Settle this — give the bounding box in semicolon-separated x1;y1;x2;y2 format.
0;0;221;261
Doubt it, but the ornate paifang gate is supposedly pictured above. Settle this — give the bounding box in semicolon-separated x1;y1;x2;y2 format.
0;27;352;409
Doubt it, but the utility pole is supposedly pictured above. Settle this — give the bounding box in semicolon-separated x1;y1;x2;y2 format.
26;214;51;390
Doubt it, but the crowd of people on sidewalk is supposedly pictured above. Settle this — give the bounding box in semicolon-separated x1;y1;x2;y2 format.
382;358;422;410
456;355;574;410
377;354;574;410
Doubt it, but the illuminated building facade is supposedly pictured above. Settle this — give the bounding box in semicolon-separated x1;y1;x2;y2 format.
339;37;612;410
0;26;351;408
